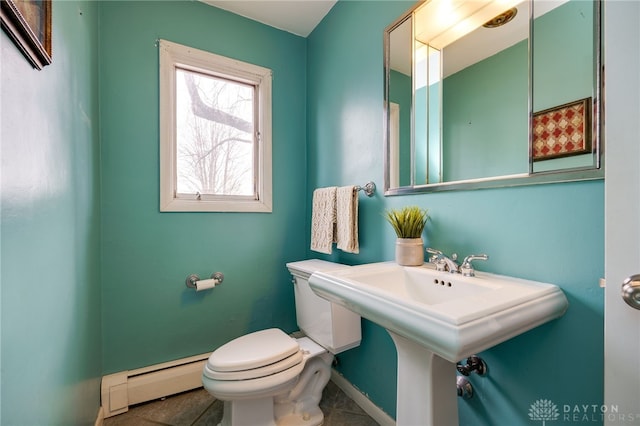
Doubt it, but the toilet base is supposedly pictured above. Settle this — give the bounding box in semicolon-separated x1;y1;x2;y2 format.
219;398;277;426
216;396;324;426
212;353;333;426
272;355;332;426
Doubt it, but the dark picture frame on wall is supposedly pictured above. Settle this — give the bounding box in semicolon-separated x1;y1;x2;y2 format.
1;0;52;69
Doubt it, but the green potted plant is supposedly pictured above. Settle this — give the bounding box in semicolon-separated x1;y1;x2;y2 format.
385;206;429;266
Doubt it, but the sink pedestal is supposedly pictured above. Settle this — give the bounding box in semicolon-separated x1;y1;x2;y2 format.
389;332;458;426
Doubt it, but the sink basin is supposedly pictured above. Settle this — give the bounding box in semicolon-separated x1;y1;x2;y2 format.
309;261;568;425
309;261;568;362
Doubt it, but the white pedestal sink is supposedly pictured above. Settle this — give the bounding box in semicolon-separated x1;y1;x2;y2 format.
309;262;568;426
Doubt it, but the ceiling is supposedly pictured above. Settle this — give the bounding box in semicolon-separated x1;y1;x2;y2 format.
202;0;338;37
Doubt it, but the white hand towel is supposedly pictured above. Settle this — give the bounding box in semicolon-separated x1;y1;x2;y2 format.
336;185;359;254
310;187;337;254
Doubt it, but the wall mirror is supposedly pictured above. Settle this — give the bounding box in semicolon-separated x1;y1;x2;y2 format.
384;0;603;195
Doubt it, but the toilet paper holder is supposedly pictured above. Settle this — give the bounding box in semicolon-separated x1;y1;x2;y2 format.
185;272;224;289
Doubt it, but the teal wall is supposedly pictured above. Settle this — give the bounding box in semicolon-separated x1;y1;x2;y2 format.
0;1;102;424
99;1;307;373
307;1;604;424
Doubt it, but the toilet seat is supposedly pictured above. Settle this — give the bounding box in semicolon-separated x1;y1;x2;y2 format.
205;351;303;380
203;361;304;401
205;328;302;381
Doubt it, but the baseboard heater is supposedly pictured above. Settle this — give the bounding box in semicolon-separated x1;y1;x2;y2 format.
101;352;211;418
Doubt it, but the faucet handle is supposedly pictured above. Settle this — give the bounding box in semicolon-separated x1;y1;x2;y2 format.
460;254;489;277
427;248;460;272
426;247;442;256
426;248;446;271
426;247;443;262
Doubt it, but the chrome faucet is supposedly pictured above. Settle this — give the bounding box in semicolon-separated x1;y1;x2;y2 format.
427;248;489;275
426;248;460;273
459;254;489;277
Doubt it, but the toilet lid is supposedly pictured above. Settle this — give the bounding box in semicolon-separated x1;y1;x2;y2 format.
207;328;301;373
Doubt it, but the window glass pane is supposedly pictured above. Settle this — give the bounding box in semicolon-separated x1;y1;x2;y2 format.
175;67;255;196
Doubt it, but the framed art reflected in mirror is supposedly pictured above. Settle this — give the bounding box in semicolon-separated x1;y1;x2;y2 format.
1;0;52;69
533;97;592;162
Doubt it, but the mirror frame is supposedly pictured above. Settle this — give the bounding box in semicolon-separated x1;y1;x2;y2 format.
383;0;603;196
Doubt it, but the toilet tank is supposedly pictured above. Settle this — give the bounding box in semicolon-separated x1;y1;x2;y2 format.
286;260;361;354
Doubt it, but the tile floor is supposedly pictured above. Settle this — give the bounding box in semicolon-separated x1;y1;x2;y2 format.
103;380;380;426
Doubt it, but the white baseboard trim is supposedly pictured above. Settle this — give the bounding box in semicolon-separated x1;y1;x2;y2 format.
330;369;395;426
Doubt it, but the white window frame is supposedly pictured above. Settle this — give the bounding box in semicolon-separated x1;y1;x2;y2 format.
159;39;272;212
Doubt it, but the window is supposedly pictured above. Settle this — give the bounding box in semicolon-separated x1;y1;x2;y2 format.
159;39;272;212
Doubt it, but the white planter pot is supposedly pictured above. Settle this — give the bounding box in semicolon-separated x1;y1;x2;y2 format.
395;238;424;266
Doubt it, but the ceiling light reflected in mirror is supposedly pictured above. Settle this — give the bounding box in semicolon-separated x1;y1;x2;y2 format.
483;7;518;28
414;0;522;50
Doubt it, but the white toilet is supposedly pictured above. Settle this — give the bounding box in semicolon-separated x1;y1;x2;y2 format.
202;259;362;426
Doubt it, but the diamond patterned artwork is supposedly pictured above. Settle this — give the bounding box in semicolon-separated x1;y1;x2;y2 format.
532;97;592;161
